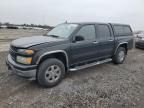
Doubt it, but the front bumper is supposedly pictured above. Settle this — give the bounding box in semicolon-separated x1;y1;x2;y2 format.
135;41;144;49
6;54;37;80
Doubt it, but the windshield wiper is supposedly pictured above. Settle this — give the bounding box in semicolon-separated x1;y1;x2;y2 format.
48;35;60;38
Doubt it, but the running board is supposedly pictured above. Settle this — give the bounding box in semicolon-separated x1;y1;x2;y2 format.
69;58;112;71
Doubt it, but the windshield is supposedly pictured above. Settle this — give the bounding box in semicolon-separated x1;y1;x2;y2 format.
47;24;78;38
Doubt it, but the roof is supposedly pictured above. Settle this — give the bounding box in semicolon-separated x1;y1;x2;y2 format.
67;22;130;26
68;22;108;25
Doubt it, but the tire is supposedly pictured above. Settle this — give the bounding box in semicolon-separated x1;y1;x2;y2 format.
112;47;126;64
37;58;65;88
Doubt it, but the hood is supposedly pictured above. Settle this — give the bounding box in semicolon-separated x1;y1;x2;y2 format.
11;36;64;48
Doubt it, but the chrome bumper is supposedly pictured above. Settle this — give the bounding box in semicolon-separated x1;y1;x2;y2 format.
6;54;37;80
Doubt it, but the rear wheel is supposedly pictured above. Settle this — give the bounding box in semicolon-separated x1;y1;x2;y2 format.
37;58;65;88
113;47;126;64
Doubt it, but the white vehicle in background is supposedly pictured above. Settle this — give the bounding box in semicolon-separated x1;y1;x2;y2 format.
135;31;144;41
135;31;144;49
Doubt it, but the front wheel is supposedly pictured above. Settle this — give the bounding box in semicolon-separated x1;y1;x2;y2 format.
112;47;126;64
37;58;65;88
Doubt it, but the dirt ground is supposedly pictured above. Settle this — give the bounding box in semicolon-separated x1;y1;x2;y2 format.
0;49;144;108
0;29;144;108
0;29;47;51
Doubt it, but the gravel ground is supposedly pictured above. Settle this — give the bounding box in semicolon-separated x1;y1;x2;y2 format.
0;29;47;40
0;48;144;108
0;29;47;51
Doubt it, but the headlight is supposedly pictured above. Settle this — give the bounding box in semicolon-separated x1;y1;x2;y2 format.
17;49;34;55
16;56;32;64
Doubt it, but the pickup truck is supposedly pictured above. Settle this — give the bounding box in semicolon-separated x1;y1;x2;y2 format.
6;22;133;87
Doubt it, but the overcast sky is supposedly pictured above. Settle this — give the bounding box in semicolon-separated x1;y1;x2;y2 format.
0;0;144;30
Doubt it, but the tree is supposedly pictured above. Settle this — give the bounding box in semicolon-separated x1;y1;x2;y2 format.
4;22;10;26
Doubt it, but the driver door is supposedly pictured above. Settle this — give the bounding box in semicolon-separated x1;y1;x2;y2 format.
70;24;98;65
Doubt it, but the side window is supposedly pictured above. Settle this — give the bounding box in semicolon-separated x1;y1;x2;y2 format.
113;25;123;35
97;24;111;41
114;25;132;36
76;25;96;41
123;26;132;34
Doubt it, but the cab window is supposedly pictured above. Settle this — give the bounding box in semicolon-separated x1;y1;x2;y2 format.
75;25;96;41
96;24;111;41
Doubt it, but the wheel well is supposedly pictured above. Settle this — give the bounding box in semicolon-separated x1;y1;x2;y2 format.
38;52;68;71
118;43;128;54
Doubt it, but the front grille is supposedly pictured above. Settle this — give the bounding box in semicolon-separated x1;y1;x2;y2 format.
10;45;18;52
9;45;18;61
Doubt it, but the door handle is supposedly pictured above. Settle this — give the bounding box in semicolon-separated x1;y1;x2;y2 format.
108;39;114;41
93;41;99;44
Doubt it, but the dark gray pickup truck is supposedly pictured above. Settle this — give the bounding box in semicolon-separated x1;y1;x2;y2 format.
6;22;133;87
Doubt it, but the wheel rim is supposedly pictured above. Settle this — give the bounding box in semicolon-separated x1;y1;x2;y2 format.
45;65;61;83
118;51;125;62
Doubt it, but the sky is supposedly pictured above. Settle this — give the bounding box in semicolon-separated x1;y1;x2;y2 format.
0;0;144;30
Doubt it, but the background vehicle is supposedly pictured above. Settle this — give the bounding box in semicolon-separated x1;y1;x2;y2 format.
6;22;133;87
135;31;144;49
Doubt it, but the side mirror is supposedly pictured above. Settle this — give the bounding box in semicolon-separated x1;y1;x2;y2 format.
43;32;48;36
75;35;84;42
43;33;47;36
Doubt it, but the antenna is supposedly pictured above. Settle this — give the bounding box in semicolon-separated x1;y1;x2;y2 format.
65;20;68;23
